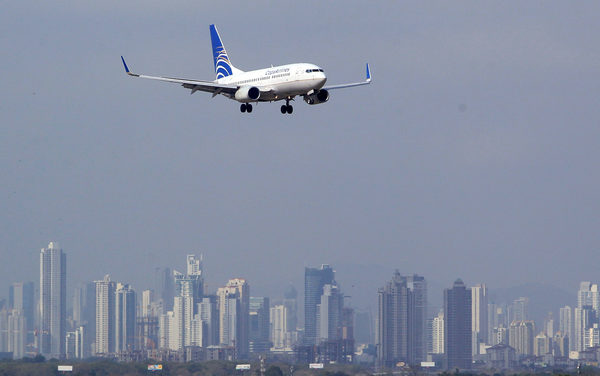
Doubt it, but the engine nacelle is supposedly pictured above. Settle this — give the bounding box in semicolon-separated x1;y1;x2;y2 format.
303;89;329;105
235;86;260;102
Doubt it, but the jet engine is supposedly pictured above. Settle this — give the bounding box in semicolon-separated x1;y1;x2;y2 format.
235;86;260;102
303;89;329;105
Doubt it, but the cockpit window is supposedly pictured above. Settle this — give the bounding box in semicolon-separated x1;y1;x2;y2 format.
306;68;324;73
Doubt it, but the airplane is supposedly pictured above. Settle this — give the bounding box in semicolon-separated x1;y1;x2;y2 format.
120;24;371;114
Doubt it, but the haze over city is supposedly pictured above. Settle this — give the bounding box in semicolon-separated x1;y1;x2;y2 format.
2;0;600;324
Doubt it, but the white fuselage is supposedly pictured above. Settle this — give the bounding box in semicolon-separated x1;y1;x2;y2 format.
217;63;327;102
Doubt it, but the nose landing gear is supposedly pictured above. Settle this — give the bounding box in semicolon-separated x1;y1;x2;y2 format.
240;103;253;113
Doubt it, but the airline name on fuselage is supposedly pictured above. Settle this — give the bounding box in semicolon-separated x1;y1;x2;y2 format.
265;67;290;76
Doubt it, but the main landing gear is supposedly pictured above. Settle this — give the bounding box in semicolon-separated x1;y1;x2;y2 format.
280;98;293;114
240;103;253;113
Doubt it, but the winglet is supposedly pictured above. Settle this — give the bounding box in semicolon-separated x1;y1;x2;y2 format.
121;56;139;77
366;63;371;82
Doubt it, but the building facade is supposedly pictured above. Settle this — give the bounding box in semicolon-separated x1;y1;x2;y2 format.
39;242;67;358
304;265;335;346
444;279;472;371
377;271;428;367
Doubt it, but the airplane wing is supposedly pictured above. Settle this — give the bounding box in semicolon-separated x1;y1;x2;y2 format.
322;63;371;91
121;56;238;96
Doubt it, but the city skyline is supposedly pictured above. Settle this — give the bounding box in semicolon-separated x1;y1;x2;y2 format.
2;243;600;371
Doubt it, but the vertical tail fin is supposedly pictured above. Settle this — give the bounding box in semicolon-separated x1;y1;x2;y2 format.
210;24;242;79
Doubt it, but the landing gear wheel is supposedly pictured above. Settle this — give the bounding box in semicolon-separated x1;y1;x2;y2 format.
286;105;293;114
246;104;253;113
281;105;287;114
240;103;247;113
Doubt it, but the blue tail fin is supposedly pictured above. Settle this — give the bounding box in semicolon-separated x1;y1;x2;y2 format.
210;24;240;79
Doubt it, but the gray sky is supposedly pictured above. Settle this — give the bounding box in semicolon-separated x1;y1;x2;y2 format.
1;1;599;310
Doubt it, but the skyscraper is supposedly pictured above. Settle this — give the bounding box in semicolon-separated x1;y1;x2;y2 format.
578;282;600;312
317;283;343;342
115;284;136;353
304;265;334;346
377;271;428;367
406;274;427;363
217;278;249;359
270;304;288;349
9;282;34;332
154;267;174;313
471;284;488;356
508;320;535;356
432;310;444;354
559;305;572;350
39;242;67;358
249;296;270;354
198;295;219;346
444;279;472;371
95;275;116;354
509;297;529;323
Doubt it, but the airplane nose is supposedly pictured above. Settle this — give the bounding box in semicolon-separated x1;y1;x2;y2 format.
317;75;327;88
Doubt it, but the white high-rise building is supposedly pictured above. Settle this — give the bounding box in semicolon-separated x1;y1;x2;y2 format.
141;290;154;318
270;304;289;349
65;327;84;359
317;283;343;342
471;284;488;356
187;254;203;276
578;282;600;312
217;278;249;359
39;242;66;358
7;310;25;359
432;311;444;354
95;275;116;354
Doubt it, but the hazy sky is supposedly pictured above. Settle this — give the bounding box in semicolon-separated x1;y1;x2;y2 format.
1;1;599;311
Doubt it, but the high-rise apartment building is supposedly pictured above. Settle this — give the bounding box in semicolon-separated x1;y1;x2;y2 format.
377;271;428;367
471;284;488;356
431;311;444;354
270;304;288;349
509;297;529;323
198;295;219;346
217;278;249;359
574;305;596;351
115;284;136;353
7;310;26;359
444;279;472;371
578;282;600;312
39;242;67;358
317;284;343;342
95;275;116;354
574;282;600;352
509;320;535;356
141;290;154;319
304;265;335;346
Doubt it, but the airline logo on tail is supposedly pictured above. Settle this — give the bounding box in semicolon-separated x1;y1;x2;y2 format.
210;24;233;79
